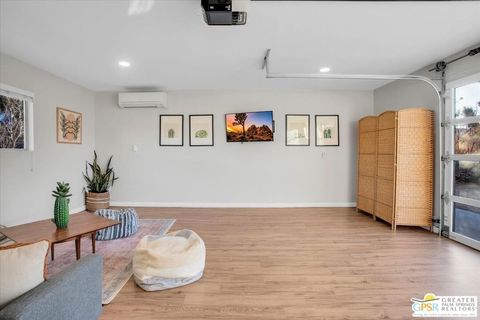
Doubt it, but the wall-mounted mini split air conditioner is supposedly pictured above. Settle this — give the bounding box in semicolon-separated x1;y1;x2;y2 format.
118;92;167;108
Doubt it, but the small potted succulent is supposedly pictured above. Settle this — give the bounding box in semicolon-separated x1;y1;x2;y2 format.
52;182;72;228
83;151;119;211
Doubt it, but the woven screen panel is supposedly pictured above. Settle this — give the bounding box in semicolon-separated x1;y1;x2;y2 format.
376;178;394;207
358;154;376;177
396;208;433;226
377;154;395;180
396;154;434;181
359;131;377;154
397;127;433;155
395;108;434;228
358;176;375;199
357;116;379;216
377;111;396;130
377;128;396;155
357;196;375;214
359;116;378;133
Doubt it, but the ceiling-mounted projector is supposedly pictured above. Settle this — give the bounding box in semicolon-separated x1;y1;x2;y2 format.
201;0;248;25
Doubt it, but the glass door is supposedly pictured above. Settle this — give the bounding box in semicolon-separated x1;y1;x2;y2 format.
445;74;480;250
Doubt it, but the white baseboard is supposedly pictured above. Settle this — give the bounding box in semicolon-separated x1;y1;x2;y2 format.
70;205;86;214
110;202;357;208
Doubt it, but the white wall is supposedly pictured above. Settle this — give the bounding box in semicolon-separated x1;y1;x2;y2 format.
374;43;480;221
0;53;95;226
374;43;480;113
0;55;374;225
95;90;373;207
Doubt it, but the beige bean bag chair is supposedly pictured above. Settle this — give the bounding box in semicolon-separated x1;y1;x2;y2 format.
133;229;206;291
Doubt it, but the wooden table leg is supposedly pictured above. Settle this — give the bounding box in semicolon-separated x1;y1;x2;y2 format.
91;232;96;254
75;237;81;260
51;243;55;261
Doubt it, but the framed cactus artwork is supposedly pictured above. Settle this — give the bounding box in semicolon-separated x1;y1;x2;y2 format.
56;107;82;144
159;114;184;146
315;115;339;146
189;114;214;146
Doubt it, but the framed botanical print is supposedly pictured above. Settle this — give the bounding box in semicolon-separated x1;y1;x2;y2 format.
159;115;183;146
56;107;82;144
285;114;310;146
189;114;214;146
315;115;339;146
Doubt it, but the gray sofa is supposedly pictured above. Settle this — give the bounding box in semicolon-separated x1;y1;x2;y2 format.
0;255;103;320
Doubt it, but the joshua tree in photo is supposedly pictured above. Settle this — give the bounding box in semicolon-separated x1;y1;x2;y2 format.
232;113;248;139
0;96;25;149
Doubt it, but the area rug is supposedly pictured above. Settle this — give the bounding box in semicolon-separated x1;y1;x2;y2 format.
48;219;175;304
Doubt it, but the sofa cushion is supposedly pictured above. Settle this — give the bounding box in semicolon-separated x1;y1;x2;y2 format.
0;240;49;308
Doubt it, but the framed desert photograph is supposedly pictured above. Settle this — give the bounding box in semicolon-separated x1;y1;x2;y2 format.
225;111;274;143
56;107;82;144
285;114;310;146
315;115;339;146
160;114;184;146
189;114;214;146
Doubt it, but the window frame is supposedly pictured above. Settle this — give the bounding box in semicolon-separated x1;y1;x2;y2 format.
444;73;480;250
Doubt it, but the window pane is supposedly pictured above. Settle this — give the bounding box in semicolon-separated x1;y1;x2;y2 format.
0;95;25;149
453;203;480;242
454;81;480;119
454;161;480;200
454;124;480;154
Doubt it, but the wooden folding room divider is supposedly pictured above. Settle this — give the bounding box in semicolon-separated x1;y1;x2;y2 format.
357;108;434;230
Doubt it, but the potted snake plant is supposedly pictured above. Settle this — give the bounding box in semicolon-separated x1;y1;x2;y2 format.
83;151;119;211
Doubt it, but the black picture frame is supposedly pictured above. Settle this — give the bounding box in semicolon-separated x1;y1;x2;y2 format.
315;115;340;147
285;114;310;146
189;114;214;147
159;115;184;146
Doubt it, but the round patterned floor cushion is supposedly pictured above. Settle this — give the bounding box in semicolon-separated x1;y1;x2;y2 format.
94;208;139;240
133;229;206;291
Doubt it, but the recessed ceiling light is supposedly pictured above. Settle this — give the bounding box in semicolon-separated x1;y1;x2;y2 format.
319;67;331;73
118;61;131;67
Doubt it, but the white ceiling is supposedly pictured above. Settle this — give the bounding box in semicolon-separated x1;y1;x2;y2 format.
1;0;479;91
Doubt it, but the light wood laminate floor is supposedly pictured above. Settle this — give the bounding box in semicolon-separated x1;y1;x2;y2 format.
101;207;480;320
